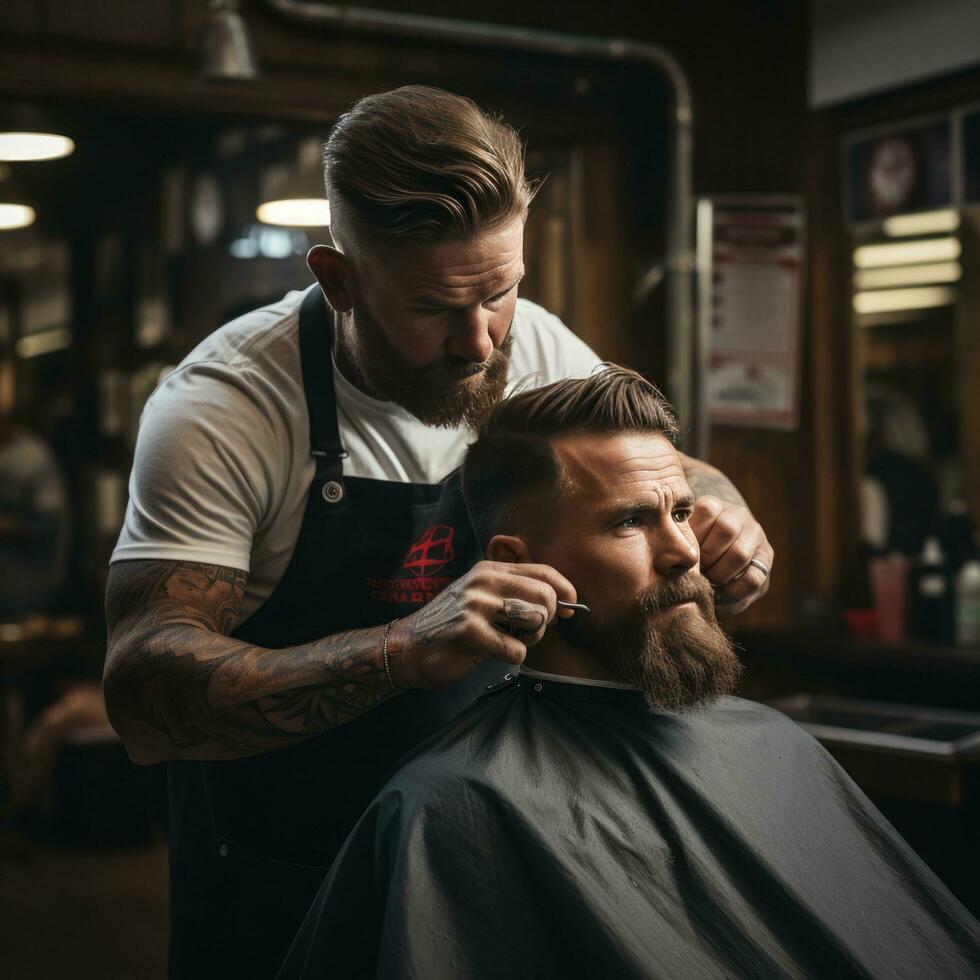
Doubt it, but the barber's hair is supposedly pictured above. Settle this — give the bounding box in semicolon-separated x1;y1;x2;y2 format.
322;85;535;243
461;365;680;546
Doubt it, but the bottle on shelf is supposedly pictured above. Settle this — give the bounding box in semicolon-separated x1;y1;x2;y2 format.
955;559;980;649
939;500;976;575
907;536;954;645
868;551;907;645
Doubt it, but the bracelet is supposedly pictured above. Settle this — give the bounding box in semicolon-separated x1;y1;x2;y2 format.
382;619;398;691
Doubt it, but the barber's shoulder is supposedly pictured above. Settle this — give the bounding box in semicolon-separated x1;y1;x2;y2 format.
511;297;602;385
140;293;306;439
511;297;569;350
141;360;272;440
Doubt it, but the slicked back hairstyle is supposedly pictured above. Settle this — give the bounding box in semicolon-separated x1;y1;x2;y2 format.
461;365;680;547
323;85;535;244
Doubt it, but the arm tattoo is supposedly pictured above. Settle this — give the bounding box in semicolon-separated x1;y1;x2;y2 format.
680;455;749;508
104;560;396;762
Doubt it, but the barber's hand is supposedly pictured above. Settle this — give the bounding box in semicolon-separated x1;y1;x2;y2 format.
689;495;774;617
389;560;577;690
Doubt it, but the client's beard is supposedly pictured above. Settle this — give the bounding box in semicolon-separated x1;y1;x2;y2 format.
559;573;743;712
340;307;514;432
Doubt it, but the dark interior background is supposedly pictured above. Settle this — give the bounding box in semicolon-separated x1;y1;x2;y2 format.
2;2;979;977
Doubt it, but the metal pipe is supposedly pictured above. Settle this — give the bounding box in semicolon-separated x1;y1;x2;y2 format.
694;197;715;458
261;0;701;455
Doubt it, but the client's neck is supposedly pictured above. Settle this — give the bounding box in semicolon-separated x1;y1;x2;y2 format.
521;629;622;683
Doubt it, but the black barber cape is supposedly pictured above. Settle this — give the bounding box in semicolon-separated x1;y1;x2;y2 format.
279;672;980;980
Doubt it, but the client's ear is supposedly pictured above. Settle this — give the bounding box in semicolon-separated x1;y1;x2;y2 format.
486;534;534;564
307;245;353;313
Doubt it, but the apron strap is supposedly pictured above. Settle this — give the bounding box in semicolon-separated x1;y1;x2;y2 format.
298;285;349;507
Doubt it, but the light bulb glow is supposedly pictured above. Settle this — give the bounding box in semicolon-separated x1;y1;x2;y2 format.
853;237;960;268
853;286;956;315
15;327;71;358
256;198;330;227
0;203;35;230
883;209;959;237
0;132;74;161
853;261;962;290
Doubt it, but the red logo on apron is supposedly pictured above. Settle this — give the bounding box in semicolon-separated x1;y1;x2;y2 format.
365;524;458;605
402;524;456;577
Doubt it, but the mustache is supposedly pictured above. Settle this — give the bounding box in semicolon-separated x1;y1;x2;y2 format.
636;574;715;618
441;357;491;381
417;330;514;383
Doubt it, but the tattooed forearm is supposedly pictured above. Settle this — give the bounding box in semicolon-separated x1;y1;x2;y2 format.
679;453;749;508
104;560;398;764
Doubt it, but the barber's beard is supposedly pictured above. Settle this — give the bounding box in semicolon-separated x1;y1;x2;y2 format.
559;574;743;712
339;307;514;432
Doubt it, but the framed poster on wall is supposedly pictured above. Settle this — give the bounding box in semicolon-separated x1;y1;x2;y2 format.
706;196;804;431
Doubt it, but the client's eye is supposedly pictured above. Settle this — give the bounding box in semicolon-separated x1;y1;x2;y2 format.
672;509;692;524
617;515;641;529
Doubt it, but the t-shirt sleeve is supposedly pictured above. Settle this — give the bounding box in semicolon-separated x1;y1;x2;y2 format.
510;299;603;387
111;361;285;572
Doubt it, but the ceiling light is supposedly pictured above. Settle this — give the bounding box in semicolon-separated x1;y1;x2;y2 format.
0;106;74;161
853;286;956;315
15;326;71;358
853;261;962;290
200;0;259;81
0;203;35;231
882;209;959;237
256;198;331;227
853;237;960;269
0;164;37;230
0;132;74;162
257;139;329;227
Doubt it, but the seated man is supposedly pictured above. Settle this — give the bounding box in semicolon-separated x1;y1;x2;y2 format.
280;366;980;980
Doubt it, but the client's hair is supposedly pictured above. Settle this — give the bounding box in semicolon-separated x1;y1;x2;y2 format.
323;85;536;244
461;365;679;546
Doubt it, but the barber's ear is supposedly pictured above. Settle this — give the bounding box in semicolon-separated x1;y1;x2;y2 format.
486;534;534;564
307;245;353;313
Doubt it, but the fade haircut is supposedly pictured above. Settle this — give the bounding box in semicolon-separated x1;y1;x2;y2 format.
322;85;535;244
461;365;680;547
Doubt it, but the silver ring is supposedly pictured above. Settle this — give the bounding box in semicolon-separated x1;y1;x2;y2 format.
730;558;770;583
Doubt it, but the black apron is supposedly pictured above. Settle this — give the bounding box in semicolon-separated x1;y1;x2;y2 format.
167;286;504;979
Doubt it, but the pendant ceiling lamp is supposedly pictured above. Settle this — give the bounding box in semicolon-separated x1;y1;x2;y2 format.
0;105;74;162
200;0;260;81
0;165;35;231
257;138;331;227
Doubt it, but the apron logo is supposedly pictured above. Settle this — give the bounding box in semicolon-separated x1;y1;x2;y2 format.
365;524;458;606
402;524;456;577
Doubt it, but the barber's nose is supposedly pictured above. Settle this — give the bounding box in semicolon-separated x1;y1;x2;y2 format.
446;306;494;364
654;522;699;577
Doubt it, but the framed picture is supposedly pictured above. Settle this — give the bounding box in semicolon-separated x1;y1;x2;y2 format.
844;117;952;229
706;195;805;430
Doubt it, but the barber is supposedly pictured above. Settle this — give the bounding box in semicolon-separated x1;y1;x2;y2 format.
104;86;773;980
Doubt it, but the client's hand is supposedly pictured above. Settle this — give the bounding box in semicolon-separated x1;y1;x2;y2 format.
689;495;774;616
388;560;577;690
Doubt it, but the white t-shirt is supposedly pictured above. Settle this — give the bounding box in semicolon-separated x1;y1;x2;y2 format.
112;286;601;624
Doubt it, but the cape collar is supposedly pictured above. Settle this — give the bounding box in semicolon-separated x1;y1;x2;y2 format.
518;665;640;691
